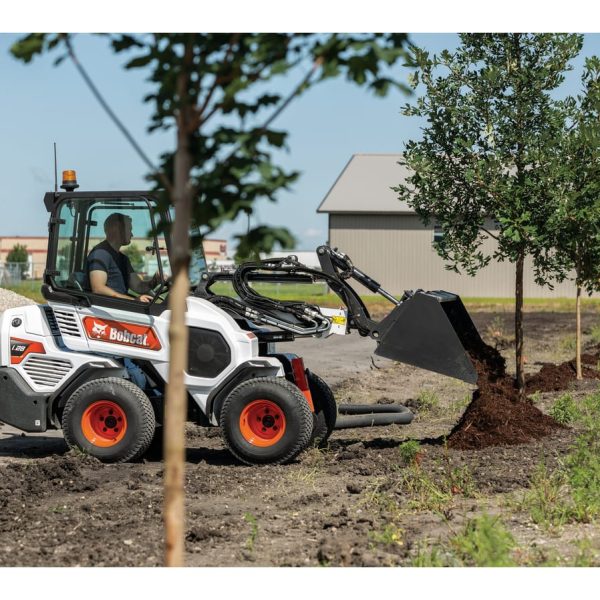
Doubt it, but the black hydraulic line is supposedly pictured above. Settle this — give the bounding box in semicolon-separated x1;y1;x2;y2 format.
334;403;414;429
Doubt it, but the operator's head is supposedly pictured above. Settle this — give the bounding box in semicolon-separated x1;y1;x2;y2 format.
104;213;133;247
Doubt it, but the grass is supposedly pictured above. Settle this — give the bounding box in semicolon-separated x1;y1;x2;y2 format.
518;393;600;528
589;323;600;345
411;514;516;567
559;334;577;353
519;461;572;529
243;513;259;552
397;440;422;466
2;281;45;304
566;395;600;522
549;394;579;425
368;523;405;548
6;279;600;315
415;389;440;414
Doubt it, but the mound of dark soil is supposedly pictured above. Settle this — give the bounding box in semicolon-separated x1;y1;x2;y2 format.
526;359;600;394
447;329;560;450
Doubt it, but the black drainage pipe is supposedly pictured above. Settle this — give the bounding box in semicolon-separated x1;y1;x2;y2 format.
334;403;414;429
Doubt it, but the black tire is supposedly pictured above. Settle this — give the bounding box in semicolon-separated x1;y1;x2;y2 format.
62;377;156;463
307;371;338;447
220;377;313;465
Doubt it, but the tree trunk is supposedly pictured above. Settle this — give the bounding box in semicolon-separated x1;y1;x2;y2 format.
515;251;525;400
576;283;582;380
164;51;194;566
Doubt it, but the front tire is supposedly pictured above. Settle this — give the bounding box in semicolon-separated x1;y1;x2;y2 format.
62;377;156;463
220;377;313;465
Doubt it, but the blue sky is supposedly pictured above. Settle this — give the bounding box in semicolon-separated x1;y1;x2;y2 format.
1;33;599;253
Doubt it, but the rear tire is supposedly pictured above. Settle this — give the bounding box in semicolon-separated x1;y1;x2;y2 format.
62;377;156;463
220;377;313;465
307;371;337;447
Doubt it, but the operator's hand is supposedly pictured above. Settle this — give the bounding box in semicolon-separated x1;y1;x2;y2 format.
139;294;153;303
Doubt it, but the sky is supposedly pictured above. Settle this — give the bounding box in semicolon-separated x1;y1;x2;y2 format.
1;32;600;254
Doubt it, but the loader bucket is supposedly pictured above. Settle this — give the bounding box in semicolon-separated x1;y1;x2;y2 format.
373;290;481;384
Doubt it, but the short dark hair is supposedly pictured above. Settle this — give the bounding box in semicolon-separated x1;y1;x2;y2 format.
104;212;132;233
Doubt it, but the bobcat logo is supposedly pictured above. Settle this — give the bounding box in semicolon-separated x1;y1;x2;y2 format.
83;317;162;351
91;321;108;338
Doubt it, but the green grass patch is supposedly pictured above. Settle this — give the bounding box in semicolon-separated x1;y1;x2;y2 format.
397;440;422;466
590;323;600;345
520;462;572;529
2;281;45;304
411;514;516;567
549;394;579;425
416;389;440;413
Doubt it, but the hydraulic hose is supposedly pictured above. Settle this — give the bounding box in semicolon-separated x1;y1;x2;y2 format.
334;403;414;429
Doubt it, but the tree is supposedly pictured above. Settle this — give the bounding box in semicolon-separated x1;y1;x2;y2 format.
548;57;600;379
395;33;583;399
122;243;145;273
11;32;414;565
6;243;29;279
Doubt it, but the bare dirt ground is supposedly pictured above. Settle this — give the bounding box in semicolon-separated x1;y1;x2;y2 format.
1;311;600;567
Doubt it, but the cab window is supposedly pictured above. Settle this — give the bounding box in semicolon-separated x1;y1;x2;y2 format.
50;197;170;301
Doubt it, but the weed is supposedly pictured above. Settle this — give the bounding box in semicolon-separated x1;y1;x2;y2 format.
572;538;599;567
416;389;440;413
485;316;512;348
368;523;404;548
410;544;450;567
450;514;516;567
549;394;579;425
412;514;516;567
520;462;572;529
398;440;422;466
398;465;453;512
243;513;259;552
529;390;542;405
559;335;577;353
286;448;325;487
589;322;600;345
566;434;600;522
485;315;505;339
449;394;472;413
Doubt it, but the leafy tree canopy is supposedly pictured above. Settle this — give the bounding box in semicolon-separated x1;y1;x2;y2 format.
6;243;28;264
396;33;583;284
548;56;600;293
12;33;413;255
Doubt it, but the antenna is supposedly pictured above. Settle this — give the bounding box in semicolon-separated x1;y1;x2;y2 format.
53;142;58;192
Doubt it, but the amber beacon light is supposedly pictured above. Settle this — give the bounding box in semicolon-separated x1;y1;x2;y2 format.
61;170;79;192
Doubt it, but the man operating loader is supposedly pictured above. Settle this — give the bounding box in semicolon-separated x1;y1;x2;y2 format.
85;212;162;302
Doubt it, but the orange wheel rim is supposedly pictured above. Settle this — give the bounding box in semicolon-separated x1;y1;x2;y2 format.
239;400;286;447
81;400;127;448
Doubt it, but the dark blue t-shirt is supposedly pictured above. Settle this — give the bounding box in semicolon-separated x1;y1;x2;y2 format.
85;240;134;294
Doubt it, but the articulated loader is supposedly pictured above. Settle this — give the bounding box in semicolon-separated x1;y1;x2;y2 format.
0;174;482;465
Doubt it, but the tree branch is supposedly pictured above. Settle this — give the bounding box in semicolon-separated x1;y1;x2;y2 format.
193;33;241;127
64;35;173;195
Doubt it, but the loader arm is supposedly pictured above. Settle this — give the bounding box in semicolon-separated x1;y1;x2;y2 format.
196;245;482;384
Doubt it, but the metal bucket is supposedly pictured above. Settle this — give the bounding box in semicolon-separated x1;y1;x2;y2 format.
373;291;481;384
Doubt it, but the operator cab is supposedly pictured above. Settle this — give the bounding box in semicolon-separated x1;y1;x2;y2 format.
42;173;207;314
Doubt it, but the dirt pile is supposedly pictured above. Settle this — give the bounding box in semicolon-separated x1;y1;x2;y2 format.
526;359;600;394
447;329;560;450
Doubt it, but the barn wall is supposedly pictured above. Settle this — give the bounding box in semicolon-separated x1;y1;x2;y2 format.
329;214;584;298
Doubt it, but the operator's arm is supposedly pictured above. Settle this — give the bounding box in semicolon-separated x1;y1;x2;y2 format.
90;270;153;303
128;271;161;294
90;270;134;300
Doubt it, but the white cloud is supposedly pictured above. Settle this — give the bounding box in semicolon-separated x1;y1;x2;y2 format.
303;228;323;238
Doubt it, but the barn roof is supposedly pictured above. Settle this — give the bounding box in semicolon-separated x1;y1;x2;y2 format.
317;154;414;214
